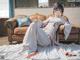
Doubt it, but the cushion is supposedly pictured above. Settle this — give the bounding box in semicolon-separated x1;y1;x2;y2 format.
17;16;31;27
14;27;28;35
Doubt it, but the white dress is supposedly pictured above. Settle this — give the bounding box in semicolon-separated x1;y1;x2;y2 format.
23;16;72;51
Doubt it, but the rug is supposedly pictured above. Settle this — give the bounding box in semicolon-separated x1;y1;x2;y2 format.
0;43;80;60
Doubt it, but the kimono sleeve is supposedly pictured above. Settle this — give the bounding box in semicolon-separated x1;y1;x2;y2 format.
64;19;72;40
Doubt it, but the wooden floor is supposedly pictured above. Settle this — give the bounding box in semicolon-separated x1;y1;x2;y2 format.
0;36;9;46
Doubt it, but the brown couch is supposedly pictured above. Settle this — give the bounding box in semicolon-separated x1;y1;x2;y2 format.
6;14;80;44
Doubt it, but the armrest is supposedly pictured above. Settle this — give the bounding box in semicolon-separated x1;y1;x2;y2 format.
57;25;65;40
57;25;64;33
6;18;18;35
59;25;64;32
6;18;18;30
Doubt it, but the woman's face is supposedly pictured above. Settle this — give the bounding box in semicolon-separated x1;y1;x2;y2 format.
54;10;63;17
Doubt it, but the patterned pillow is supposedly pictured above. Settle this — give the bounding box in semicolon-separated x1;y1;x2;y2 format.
17;16;31;27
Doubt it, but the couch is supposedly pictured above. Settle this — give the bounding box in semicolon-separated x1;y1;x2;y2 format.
6;14;80;44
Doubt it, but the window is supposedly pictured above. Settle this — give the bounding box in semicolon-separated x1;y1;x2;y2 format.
38;0;49;8
15;0;38;8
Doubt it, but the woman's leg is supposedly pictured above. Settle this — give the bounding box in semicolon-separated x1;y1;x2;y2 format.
37;27;51;47
23;22;38;51
51;25;60;46
23;21;51;51
22;21;51;58
22;22;39;58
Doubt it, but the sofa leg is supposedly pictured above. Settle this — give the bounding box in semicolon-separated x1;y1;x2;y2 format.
17;41;22;44
9;42;13;45
9;41;18;44
75;41;80;45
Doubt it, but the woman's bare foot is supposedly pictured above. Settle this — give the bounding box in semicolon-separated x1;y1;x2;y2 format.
26;51;38;58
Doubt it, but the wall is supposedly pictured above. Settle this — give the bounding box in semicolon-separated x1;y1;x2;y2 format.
15;7;80;27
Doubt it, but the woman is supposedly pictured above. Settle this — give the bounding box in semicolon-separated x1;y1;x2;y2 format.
22;2;72;58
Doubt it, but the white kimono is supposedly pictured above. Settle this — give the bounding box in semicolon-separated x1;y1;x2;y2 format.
23;16;72;51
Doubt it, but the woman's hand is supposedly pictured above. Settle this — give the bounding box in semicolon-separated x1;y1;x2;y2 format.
40;23;47;28
40;17;51;28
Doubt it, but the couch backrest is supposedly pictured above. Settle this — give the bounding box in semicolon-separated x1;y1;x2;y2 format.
14;14;80;28
29;13;47;21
